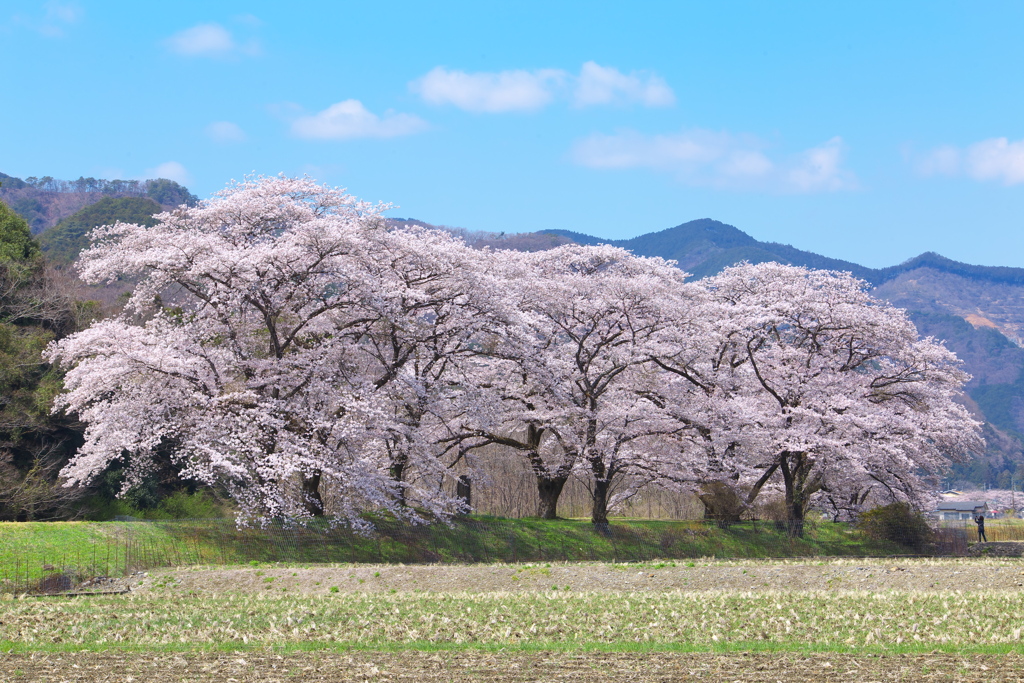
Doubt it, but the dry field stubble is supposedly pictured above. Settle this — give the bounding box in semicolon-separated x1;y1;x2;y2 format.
132;557;1024;595
5;559;1024;681
3;651;1024;682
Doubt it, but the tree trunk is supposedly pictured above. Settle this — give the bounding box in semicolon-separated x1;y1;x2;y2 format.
590;454;611;525
389;451;408;507
591;477;611;525
524;423;570;519
779;451;807;537
786;496;805;537
301;472;324;517
536;475;567;519
456;475;472;513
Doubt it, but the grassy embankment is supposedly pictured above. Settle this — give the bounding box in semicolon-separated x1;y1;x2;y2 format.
0;516;920;587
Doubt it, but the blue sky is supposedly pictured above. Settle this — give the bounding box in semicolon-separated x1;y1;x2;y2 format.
3;1;1024;268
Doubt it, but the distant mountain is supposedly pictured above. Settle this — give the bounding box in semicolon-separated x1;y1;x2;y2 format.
541;219;1024;486
0;172;196;235
39;196;162;265
543;219;877;280
544;219;1024;287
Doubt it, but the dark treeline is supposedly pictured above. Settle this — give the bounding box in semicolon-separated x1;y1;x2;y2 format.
1;174;198;207
0;182;210;522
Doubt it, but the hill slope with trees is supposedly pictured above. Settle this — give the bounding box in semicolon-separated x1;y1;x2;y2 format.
38;196;162;266
0;172;195;235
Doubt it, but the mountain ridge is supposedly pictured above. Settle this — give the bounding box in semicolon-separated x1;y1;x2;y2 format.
542;219;1024;286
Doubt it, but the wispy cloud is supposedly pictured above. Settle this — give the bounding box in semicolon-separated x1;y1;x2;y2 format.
9;1;82;38
572;130;854;193
41;1;81;36
917;137;1024;185
205;121;247;143
290;100;428;140
143;161;191;185
411;67;566;113
574;61;674;107
162;22;260;58
410;62;675;113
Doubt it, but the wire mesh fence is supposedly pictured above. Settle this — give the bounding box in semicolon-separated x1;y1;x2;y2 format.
1;516;1018;595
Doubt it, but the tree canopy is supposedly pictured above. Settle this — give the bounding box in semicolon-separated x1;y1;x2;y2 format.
46;177;985;530
0;200;39;263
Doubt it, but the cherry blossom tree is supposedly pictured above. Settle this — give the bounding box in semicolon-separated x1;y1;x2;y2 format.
349;225;499;512
691;262;983;534
455;244;695;523
46;176;475;524
43;174;983;531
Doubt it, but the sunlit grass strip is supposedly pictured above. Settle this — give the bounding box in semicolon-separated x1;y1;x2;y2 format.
0;522;198;586
0;518;913;591
3;591;1024;652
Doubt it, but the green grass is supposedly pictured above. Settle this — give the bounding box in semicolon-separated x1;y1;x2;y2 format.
0;516;910;590
2;590;1023;654
0;521;186;585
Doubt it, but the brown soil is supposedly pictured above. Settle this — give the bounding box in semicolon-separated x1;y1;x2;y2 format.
2;651;1023;682
132;557;1024;596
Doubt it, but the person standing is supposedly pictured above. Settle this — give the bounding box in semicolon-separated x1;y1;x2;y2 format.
975;513;987;542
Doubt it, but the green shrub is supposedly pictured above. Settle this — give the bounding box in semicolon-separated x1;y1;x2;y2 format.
85;490;227;520
857;502;933;551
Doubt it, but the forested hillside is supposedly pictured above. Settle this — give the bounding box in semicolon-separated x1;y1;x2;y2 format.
39;196;162;265
0;172;195;234
0;173;200;521
0;201;88;520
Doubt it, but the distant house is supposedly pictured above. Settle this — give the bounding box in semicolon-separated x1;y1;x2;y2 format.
934;501;989;521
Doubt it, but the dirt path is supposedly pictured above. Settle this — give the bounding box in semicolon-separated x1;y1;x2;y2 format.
133;557;1024;595
3;651;1023;682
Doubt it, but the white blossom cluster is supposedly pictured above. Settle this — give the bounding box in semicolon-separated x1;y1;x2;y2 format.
46;176;983;526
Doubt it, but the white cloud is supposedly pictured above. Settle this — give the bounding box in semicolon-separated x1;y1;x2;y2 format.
206;121;247;143
574;61;675;107
164;23;232;55
162;22;260;58
572;130;854;193
233;13;263;28
45;1;81;24
916;145;961;177
786;138;851;192
11;1;82;38
290;100;429;140
411;62;674;112
966;138;1024;184
918;137;1024;185
411;66;566;113
143;161;191;185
